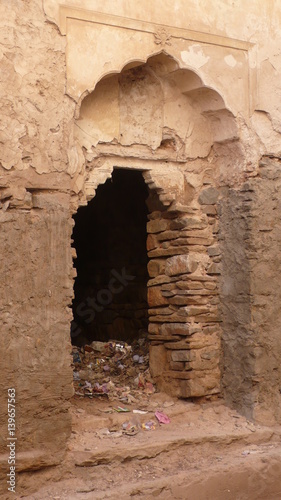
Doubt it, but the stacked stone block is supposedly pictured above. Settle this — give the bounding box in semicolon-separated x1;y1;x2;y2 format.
147;188;221;398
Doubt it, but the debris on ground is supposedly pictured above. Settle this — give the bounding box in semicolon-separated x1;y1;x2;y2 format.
71;336;155;406
155;411;171;424
71;336;175;436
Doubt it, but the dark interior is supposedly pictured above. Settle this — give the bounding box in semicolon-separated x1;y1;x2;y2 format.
71;168;149;346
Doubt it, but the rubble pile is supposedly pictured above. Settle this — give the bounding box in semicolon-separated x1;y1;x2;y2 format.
71;335;156;404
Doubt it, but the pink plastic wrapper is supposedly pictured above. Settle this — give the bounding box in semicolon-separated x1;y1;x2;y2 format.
155;411;171;424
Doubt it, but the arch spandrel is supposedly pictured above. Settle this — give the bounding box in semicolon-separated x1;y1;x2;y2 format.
75;53;239;164
44;2;256;118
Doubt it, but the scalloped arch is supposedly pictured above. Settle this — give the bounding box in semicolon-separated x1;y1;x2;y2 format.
76;50;232;117
75;50;238;155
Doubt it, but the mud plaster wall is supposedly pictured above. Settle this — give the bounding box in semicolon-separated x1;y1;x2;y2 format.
220;157;281;425
0;0;76;482
0;195;74;465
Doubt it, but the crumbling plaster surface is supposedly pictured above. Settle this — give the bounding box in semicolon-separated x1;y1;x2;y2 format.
0;0;77;483
43;0;281;160
1;0;281;491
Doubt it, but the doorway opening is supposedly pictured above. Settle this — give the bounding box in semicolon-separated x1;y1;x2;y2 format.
70;168;161;402
71;168;149;347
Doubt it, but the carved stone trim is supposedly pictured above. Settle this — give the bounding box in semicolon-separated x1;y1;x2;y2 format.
154;28;172;47
58;5;252;52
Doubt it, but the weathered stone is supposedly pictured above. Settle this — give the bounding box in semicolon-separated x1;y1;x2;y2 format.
207;246;220;257
151;314;188;323
148;334;182;341
147;275;172;286
165;254;198;276
200;350;219;360
147;286;169;306
203;205;217;215
204;281;217;290
149;306;174;316
165;367;220;382
190;353;219;370
179;376;220;397
146;234;158;251
168;295;209;306
157;230;181;241
149;344;168;378
171;350;193;362
187;332;220;349
212;256;221;263
161;290;175;297
147;218;169;233
147;259;166;277
160;323;190;336
171;237;214;246
148;211;162;220
207;263;221;275
193;313;221;323
165;340;192;350
148;246;207;257
179;274;217;282
202;325;220;334
169;361;185;370
148;323;160;334
198;187;219;205
184;306;210;316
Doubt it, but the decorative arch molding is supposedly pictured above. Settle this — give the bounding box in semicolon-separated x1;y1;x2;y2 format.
51;3;249;400
74;52;240;181
43;2;257;118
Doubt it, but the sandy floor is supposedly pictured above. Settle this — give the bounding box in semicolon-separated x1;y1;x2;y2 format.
15;393;281;500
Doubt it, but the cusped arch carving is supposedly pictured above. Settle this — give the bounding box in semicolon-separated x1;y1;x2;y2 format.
75;52;238;161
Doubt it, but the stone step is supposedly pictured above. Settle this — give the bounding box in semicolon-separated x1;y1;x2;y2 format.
73;442;281;500
70;420;275;467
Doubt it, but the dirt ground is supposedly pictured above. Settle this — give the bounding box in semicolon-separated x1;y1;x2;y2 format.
15;392;281;500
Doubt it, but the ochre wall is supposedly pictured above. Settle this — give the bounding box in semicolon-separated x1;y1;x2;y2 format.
1;0;281;494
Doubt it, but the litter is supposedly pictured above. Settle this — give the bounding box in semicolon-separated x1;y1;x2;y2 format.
133;409;148;415
113;406;130;413
142;421;156;431
71;334;155;405
144;382;155;394
155;411;171;424
122;422;139;436
96;428;123;439
72;351;81;363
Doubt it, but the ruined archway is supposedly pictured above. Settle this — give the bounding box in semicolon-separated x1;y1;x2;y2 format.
72;53;243;399
71;168;149;345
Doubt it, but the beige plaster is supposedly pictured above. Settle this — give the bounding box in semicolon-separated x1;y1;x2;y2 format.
2;2;281;493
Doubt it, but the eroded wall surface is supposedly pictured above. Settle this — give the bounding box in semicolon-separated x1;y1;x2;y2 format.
1;0;281;493
0;0;76;485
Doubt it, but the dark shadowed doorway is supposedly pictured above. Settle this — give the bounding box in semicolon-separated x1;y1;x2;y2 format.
71;168;149;346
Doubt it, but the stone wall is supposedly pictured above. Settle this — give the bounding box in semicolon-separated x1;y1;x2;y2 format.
147;186;221;398
220;156;281;424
